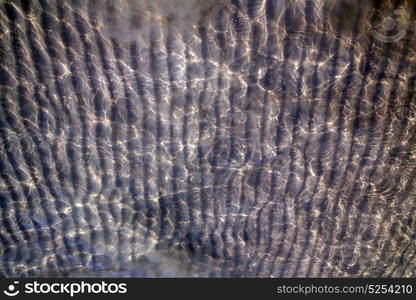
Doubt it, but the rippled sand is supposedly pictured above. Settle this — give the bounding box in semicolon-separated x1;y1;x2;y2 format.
0;0;415;277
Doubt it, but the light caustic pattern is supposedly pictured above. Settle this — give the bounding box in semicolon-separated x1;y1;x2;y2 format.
0;0;415;277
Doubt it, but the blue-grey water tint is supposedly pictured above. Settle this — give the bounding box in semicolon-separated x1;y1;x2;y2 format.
0;0;415;277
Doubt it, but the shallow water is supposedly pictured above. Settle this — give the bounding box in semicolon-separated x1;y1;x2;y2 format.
0;0;415;277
